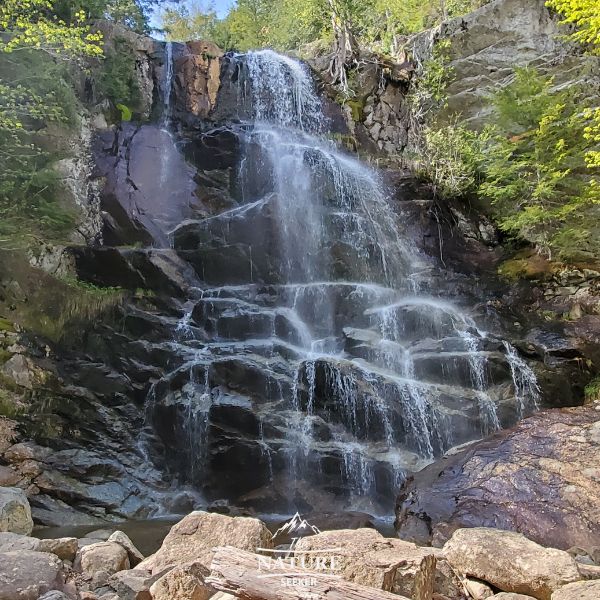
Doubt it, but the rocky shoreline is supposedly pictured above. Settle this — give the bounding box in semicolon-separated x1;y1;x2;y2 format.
1;501;599;600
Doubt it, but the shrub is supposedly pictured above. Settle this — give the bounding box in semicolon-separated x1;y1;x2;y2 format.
417;118;487;198
479;68;599;261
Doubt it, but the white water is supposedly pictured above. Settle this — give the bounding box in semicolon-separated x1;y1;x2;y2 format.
150;49;544;511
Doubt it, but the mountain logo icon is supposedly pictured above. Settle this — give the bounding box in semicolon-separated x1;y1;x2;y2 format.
271;512;321;541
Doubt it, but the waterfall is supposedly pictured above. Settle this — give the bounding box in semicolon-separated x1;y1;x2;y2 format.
150;50;543;513
163;41;174;124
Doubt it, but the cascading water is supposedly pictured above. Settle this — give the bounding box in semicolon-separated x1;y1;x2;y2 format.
149;49;543;513
162;41;174;125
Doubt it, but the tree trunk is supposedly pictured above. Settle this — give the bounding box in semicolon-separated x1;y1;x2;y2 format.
206;546;411;600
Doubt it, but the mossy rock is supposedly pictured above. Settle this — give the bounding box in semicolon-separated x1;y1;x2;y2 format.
346;98;366;122
498;250;558;281
0;318;16;333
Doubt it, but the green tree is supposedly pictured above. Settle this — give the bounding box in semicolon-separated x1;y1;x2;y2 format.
479;68;598;259
161;2;220;41
0;0;102;247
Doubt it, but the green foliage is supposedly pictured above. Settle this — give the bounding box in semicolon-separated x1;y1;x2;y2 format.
0;0;106;249
479;68;599;261
546;0;600;172
97;37;141;108
418;118;487;198
585;377;600;402
162;2;224;43
546;0;600;53
0;50;81;248
410;38;454;120
159;0;492;53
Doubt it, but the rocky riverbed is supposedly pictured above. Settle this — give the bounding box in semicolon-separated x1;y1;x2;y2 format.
1;498;599;600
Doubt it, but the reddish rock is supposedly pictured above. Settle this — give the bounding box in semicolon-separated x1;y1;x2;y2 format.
396;407;600;551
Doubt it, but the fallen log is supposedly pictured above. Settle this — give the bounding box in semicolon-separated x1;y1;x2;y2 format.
207;546;411;600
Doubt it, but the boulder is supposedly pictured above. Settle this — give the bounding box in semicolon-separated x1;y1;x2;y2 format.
0;531;39;552
79;541;130;576
136;511;272;574
396;407;600;550
0;464;20;486
0;550;64;600
37;592;70;600
149;560;214;600
107;530;144;566
443;528;581;600
37;537;78;561
488;595;537;600
0;487;33;535
108;569;156;600
466;577;495;599
294;528;459;599
551;580;600;599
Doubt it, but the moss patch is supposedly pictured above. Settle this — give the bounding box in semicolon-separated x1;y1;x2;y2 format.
585;377;600;403
498;250;559;281
0;318;16;333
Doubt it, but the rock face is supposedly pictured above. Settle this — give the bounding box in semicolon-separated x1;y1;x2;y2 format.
92;124;201;246
396;406;600;550
411;0;598;127
443;528;581;600
173;41;224;119
0;487;33;535
0;550;65;600
137;511;273;574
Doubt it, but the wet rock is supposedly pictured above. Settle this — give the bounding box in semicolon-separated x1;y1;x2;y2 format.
443;528;581;600
136;511;272;574
551;580;600;599
107;531;144;567
149;560;214;600
0;550;65;600
92;124;200;246
395;407;600;550
79;541;130;577
0;487;33;535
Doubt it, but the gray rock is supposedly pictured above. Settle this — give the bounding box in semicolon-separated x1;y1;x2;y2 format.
108;569;155;600
0;550;64;600
0;487;33;535
0;532;38;552
37;593;70;600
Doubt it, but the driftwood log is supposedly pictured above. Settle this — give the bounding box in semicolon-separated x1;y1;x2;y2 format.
207;546;411;600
